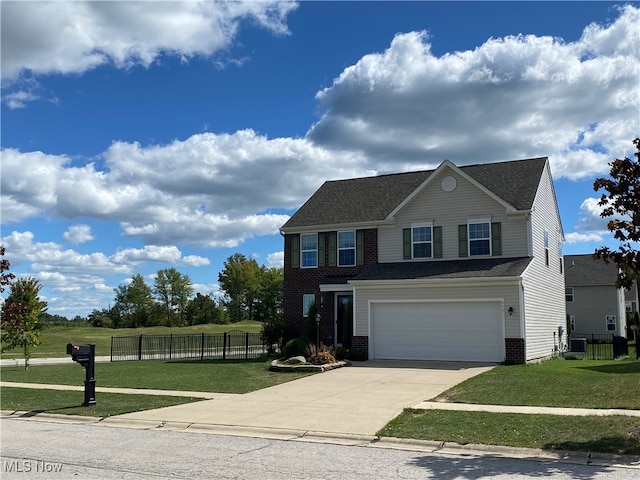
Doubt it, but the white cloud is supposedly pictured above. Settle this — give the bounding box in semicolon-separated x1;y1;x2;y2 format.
2;90;40;109
564;232;605;244
1;1;298;81
63;224;94;244
307;5;639;180
267;251;284;268
1;131;370;247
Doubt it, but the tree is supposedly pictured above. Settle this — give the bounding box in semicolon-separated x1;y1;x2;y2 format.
218;253;260;322
254;266;283;323
154;268;194;326
184;293;226;325
1;277;47;370
1;245;15;293
593;138;640;291
114;274;154;328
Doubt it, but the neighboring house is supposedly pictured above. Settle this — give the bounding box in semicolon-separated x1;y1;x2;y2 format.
564;254;633;337
280;157;566;364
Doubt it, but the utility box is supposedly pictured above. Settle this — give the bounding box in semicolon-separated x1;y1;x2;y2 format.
570;338;587;353
66;343;96;406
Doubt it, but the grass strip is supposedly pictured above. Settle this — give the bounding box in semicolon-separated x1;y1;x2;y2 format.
0;358;315;394
0;387;202;417
378;409;640;455
436;358;640;409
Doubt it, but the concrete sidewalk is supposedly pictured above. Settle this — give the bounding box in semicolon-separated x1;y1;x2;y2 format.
1;356;112;367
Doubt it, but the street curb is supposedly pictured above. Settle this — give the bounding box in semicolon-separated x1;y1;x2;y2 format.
3;410;639;468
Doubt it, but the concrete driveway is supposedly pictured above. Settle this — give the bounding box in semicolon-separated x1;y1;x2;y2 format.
107;361;494;437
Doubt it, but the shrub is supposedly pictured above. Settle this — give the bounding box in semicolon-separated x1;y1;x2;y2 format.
282;337;311;359
345;348;367;361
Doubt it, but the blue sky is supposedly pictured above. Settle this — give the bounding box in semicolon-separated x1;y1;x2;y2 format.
1;1;639;318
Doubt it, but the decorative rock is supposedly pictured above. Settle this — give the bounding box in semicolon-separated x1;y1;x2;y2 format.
284;356;307;365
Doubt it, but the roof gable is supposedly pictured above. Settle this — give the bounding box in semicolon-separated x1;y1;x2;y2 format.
281;157;548;230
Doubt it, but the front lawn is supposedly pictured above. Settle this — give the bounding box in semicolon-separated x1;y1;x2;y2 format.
1;358;315;394
379;409;640;455
435;357;640;409
380;356;640;455
1;387;202;417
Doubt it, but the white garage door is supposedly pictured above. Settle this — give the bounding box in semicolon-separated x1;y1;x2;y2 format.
371;301;504;362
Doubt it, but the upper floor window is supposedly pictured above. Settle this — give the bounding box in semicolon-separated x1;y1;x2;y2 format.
565;287;574;302
301;233;318;268
338;231;356;266
412;225;433;258
469;221;491;256
544;230;550;266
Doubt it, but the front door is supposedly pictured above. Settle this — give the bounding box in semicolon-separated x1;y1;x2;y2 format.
336;294;353;346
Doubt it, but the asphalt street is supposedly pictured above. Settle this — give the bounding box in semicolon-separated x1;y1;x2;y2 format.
2;418;638;480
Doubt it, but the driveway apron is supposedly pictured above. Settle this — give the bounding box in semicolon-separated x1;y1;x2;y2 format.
109;361;494;436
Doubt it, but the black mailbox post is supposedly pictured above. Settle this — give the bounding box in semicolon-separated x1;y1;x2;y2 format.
66;343;96;406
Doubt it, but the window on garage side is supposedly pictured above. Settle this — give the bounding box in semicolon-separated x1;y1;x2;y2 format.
468;221;491;256
569;315;576;332
412;225;432;258
338;231;356;266
544;230;550;266
301;233;318;268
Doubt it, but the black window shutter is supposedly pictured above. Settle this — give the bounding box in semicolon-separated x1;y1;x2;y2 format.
433;226;443;258
291;235;300;268
403;228;411;259
491;222;502;256
356;230;364;265
458;225;468;257
328;232;337;267
318;233;325;266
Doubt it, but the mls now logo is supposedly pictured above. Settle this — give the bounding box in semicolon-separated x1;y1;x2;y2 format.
3;460;64;473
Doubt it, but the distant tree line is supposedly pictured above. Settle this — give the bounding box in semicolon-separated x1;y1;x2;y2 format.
85;254;283;329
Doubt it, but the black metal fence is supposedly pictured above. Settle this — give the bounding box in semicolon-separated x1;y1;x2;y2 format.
569;333;628;360
110;330;268;362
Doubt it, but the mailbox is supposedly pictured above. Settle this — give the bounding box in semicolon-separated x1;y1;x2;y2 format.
66;343;96;406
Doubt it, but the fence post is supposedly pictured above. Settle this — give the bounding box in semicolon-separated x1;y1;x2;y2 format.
223;332;227;360
110;336;114;362
201;333;205;361
138;335;143;361
245;332;249;359
169;333;173;360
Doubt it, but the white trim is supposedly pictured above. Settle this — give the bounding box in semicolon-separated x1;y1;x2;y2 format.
320;283;354;293
411;222;434;259
351;276;523;289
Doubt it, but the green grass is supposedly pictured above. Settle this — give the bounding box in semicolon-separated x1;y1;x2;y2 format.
1;357;315;394
378;409;640;455
435;357;640;409
379;356;640;455
1;321;263;359
1;387;202;417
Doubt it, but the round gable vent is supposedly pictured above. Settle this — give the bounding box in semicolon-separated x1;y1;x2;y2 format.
441;175;457;192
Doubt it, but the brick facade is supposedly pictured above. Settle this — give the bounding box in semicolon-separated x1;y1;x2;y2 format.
505;337;526;364
283;228;377;345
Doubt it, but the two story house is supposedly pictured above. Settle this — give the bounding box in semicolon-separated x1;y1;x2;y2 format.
280;157;566;364
564;253;634;337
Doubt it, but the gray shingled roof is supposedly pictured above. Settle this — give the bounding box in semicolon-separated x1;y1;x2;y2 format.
352;257;532;282
282;157;547;229
564;254;618;286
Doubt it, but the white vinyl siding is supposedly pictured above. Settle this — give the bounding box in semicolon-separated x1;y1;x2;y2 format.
521;162;566;360
377;169;528;262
